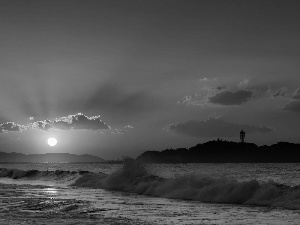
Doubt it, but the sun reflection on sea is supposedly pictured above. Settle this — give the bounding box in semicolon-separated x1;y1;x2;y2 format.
43;187;58;195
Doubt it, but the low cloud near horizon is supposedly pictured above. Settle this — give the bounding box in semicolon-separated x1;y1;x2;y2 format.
164;118;273;138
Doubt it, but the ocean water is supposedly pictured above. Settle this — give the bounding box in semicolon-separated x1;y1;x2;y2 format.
0;161;300;225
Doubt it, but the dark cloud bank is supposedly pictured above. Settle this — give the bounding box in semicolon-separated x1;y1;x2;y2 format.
180;83;291;107
164;118;272;138
180;88;260;106
208;90;254;105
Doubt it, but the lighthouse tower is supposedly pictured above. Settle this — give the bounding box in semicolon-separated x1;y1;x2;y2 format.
240;130;245;143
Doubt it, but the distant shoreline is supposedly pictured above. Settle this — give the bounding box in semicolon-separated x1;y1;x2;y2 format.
0;152;106;163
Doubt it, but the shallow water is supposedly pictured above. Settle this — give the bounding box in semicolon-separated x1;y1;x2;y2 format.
0;163;300;225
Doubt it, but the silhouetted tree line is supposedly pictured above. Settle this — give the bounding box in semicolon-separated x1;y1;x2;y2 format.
136;140;300;163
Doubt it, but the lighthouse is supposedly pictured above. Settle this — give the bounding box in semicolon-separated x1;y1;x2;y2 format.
240;130;245;143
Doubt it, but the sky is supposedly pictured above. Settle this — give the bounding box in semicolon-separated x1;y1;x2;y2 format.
0;0;300;159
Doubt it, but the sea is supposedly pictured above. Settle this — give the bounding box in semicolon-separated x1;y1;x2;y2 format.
0;161;300;225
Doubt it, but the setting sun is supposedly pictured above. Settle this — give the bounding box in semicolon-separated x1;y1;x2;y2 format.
47;138;57;147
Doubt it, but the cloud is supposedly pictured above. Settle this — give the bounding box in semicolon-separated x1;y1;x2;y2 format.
283;101;300;113
164;118;273;138
178;93;206;106
238;78;250;88
0;122;25;133
282;88;300;112
53;113;110;130
179;88;254;106
1;113;110;133
178;86;220;106
199;77;209;82
249;84;271;99
114;125;134;134
199;77;217;82
32;120;53;130
273;87;287;98
179;81;277;107
292;88;300;100
216;86;226;90
208;90;254;105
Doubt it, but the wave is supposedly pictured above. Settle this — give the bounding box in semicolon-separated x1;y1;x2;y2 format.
2;160;300;210
73;158;300;210
0;168;90;183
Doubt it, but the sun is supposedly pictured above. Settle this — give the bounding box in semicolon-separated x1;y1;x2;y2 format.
47;137;58;147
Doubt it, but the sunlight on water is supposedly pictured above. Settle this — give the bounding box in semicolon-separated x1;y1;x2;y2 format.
43;187;58;195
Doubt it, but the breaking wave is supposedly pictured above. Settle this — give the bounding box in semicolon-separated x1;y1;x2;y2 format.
2;159;300;210
73;158;300;210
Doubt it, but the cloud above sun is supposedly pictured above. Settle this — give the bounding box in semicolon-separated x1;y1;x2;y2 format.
0;113;110;133
164;117;273;138
52;113;110;130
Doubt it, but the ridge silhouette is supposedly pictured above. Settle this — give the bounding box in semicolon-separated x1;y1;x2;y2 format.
136;140;300;163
